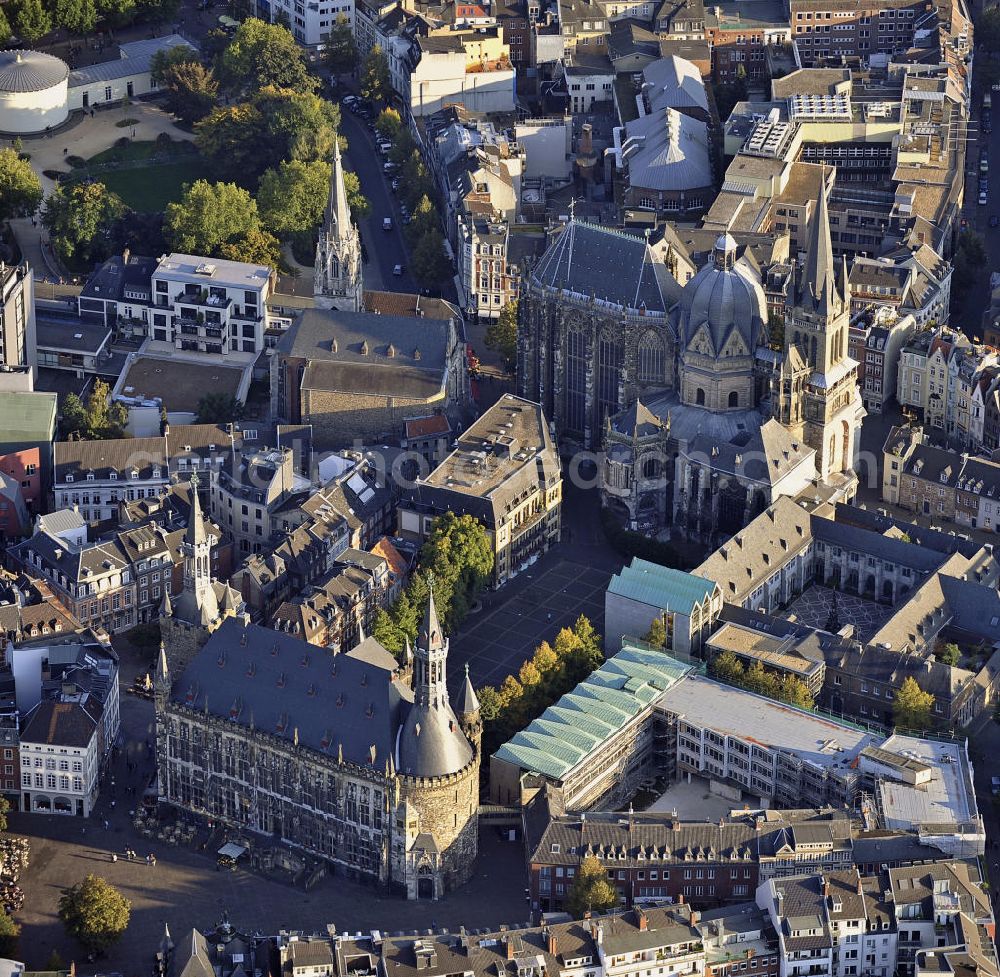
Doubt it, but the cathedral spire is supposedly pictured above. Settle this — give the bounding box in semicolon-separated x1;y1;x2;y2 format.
185;474;205;546
800;166;837;317
327;140;353;243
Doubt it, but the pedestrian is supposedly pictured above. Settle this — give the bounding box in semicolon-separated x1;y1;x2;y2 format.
110;799;116;810
103;819;108;831
111;853;117;863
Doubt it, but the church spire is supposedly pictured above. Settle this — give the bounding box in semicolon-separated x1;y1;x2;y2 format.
185;474;205;546
800;166;837;317
327;139;352;243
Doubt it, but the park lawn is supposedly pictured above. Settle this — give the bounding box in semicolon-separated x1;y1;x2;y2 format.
88;136;199;165
98;159;208;211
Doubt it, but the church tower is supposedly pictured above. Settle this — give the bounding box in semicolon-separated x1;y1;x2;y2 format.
783;168;864;480
314;140;362;311
394;591;479;899
159;477;243;673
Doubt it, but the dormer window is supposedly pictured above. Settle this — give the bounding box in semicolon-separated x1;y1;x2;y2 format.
152;467;161;478
130;470;139;479
65;474;74;483
109;471;117;480
86;472;95;481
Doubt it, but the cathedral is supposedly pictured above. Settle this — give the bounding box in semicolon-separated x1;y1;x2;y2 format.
314;140;363;311
156;568;481;899
518;174;863;544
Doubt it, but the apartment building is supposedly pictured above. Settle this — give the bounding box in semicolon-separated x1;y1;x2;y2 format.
259;0;354;45
849;307;916;414
398;395;561;587
705;0;790;83
210;445;299;556
0;262;37;390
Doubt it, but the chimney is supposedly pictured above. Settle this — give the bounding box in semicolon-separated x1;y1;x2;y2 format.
122;247;130;265
857;876;864;896
822;876;829;899
547;931;558;956
637;908;648;932
677;893;685;905
580;123;594;156
506;937;516;961
690;910;700;926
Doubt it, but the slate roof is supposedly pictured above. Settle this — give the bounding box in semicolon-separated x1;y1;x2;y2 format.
609;399;664;439
55;437;167;482
300;360;445;400
530;221;671;313
685;419;815;489
493;644;691;780
770;875;833;951
0;49;68;92
622;107;711;193
21;699;101;748
642;55;709;113
169;617;412;767
69;35;192;87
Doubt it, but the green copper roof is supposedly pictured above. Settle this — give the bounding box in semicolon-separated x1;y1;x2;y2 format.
607;557;718;612
492;643;691;781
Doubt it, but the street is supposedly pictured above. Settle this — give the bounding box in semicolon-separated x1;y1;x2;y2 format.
340;106;419;294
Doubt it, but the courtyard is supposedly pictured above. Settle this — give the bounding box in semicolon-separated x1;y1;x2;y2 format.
781;584;893;644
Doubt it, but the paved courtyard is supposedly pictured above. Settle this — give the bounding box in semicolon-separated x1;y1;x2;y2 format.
781;584;893;644
12;816;529;971
449;555;617;691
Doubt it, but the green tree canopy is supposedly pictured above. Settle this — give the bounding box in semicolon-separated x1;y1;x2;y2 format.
160;60;219;125
150;43;200;84
894;676;935;729
52;0;97;34
0;5;12;44
323;13;358;75
411;227;451;290
197;86;340;185
375;107;402;141
95;0;136;26
164;180;262;257
58;875;131;953
14;0;51;44
258;158;331;235
61;393;89;439
218;225;281;267
979;6;1000;52
419;511;494;630
485;300;517;372
42;182;125;266
643;615;666;650
566;855;619;918
936;643;961;667
0;149;41;223
83;378;129;440
360;45;391;104
343;169;369;219
196;392;244;424
0;909;18;958
216;18;316;94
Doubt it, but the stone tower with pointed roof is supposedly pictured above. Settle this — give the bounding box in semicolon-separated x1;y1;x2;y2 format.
159;479;244;674
782;168;864;480
393;591;479;900
314;141;362;311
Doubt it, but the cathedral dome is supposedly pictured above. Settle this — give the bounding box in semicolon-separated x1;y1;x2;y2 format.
677;236;767;357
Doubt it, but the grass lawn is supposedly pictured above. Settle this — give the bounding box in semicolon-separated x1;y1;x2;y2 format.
88;136;199;165
99;159;208;211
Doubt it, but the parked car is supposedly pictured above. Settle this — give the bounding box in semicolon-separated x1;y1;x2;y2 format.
391;178;400;191
980;189;989;205
393;264;404;276
383;162;398;174
991;214;999;228
980;178;989;192
378;141;392;155
992;775;1000;795
383;217;393;231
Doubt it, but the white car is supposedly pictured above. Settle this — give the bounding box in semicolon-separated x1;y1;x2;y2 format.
393;264;403;276
980;190;989;205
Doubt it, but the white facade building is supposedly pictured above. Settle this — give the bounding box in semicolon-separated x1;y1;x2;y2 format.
260;0;354;46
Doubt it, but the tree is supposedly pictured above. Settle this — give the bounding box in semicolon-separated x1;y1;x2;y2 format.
485;300;517;372
258;159;331;235
164;180;261;256
643;615;667;649
218;226;281;267
953;229;987;299
419;511;494;630
411;228;451;290
936;642;961;667
95;0;136;26
713;75;747;124
41;182;125;266
323;13;358;75
58;875;131;954
216;18;316;94
150;43;200;84
61;393;89;438
84;379;128;440
360;46;391;105
979;6;1000;52
375;107;402;141
196;392;244;424
13;0;51;44
0;149;41;223
0;5;12;44
52;0;96;34
894;676;935;730
566;856;618;917
0;910;18;958
197;87;340;185
160;61;219;125
344;170;369;219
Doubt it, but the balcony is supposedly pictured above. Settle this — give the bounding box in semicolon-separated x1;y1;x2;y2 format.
174;290;233;311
